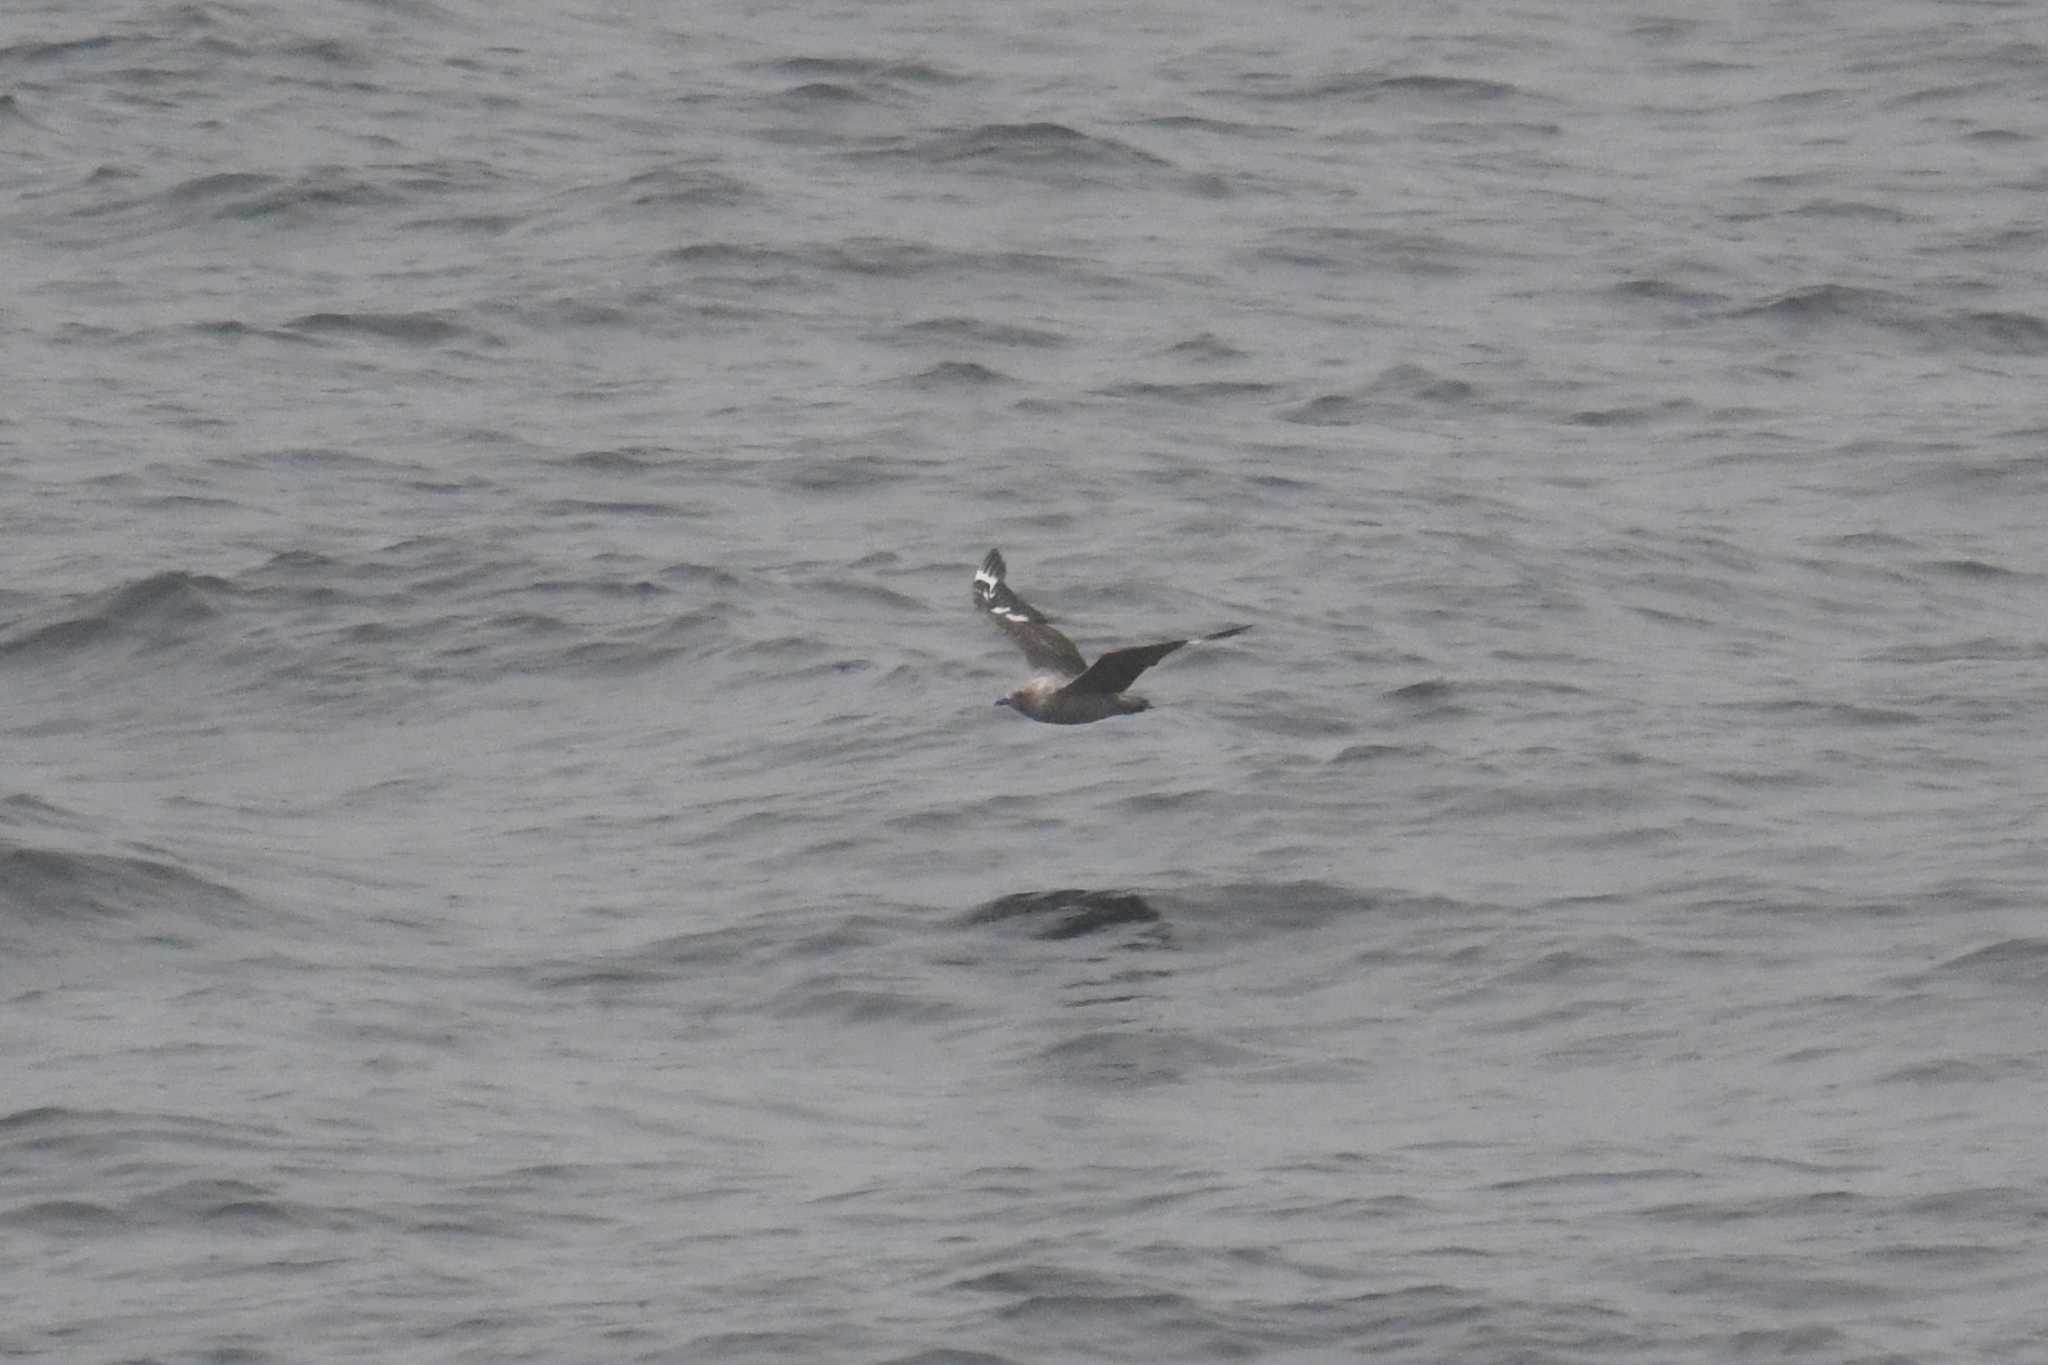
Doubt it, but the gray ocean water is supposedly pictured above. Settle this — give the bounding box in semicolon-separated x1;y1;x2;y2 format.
5;1;2047;1360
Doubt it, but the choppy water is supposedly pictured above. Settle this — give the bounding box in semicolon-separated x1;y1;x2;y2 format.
5;1;2048;1360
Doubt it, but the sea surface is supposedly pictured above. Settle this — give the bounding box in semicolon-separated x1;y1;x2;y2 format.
5;1;2047;1361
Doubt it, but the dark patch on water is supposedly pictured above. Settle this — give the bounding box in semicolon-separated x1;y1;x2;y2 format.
895;317;1069;349
909;122;1172;170
898;360;1011;388
283;311;481;346
962;889;1164;940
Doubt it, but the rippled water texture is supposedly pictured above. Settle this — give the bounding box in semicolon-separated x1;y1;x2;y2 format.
4;1;2046;1360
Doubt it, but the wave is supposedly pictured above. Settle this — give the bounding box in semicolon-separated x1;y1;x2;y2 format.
0;836;252;946
905;122;1172;170
282;310;490;347
0;570;236;662
962;888;1165;941
1735;286;2048;355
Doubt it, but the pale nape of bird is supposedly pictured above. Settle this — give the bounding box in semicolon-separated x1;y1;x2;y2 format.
972;548;1251;724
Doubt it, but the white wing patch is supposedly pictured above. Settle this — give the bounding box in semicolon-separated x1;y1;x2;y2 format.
973;548;1092;679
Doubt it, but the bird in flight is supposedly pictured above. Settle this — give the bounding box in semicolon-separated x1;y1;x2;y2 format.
973;548;1250;724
